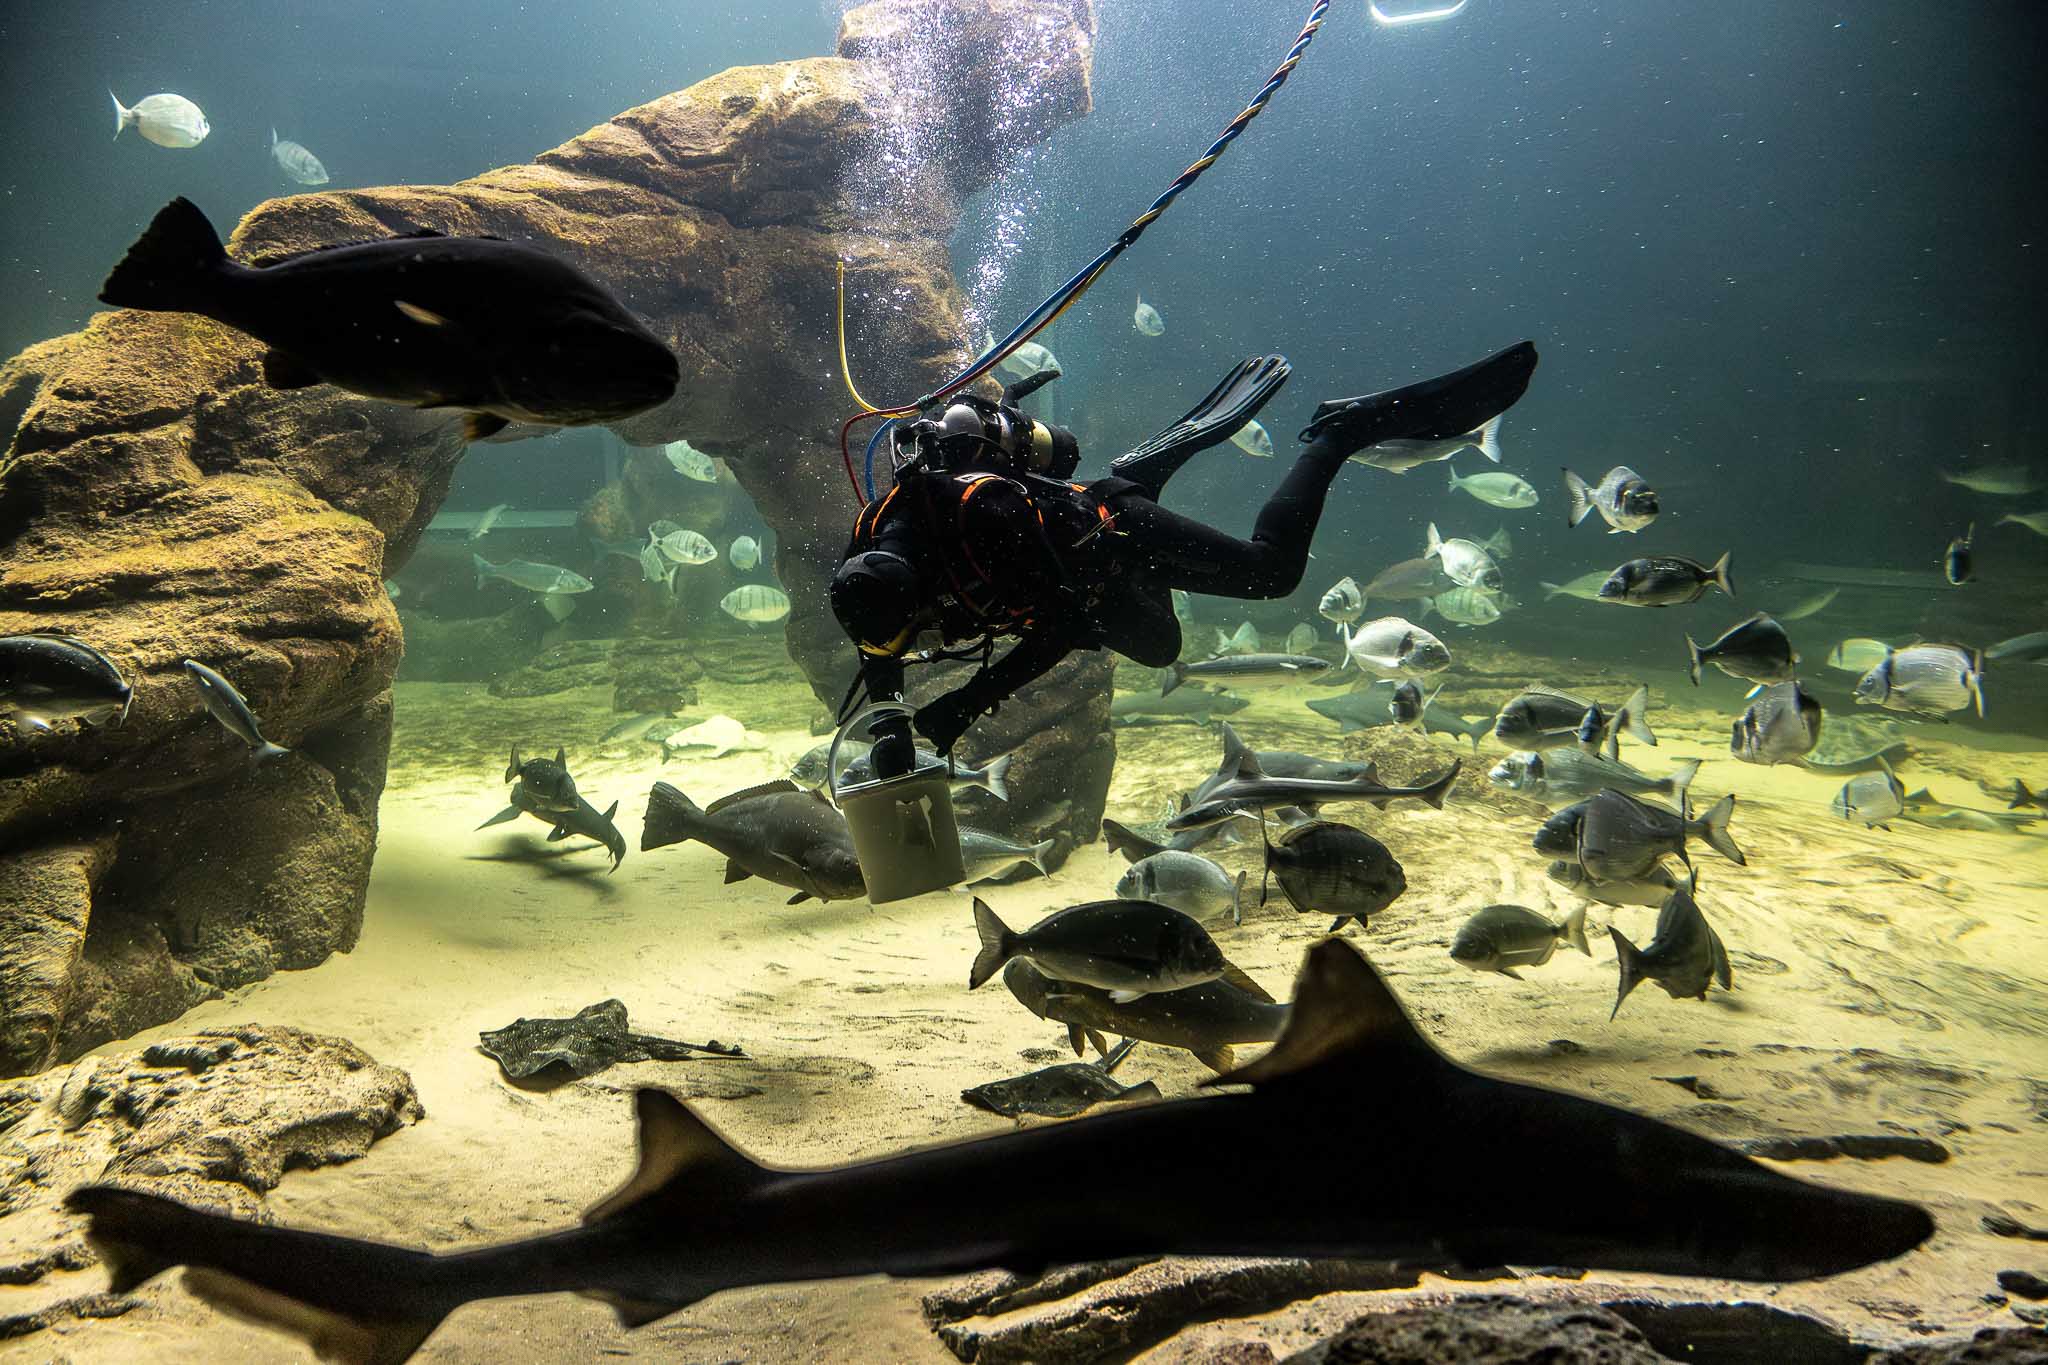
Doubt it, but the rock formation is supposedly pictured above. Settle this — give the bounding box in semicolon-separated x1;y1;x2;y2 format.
0;0;1106;1075
0;1025;419;1337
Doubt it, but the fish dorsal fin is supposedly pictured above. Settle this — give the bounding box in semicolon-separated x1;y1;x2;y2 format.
1524;685;1589;705
1204;939;1437;1089
1214;721;1251;785
553;746;567;768
601;801;619;822
1217;956;1275;1004
583;1090;767;1225
706;779;802;815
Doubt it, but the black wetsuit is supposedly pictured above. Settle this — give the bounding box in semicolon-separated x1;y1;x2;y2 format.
847;339;1539;767
852;432;1355;757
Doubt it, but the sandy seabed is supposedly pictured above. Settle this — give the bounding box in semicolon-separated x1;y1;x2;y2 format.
8;656;2047;1363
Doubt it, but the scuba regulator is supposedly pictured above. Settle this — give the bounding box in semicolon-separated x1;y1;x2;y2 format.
888;368;1079;482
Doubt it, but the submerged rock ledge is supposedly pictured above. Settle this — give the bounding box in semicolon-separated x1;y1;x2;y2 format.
0;0;1105;1075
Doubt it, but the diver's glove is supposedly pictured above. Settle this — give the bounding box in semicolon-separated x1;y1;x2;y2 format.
913;693;978;760
866;711;918;780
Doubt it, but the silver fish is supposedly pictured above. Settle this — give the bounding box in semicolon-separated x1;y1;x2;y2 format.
269;128;329;185
1363;556;1456;607
1428;586;1503;627
1424;523;1503;590
1111;687;1248;725
664;440;718;481
1284;623;1318;654
728;536;762;571
1832;759;1904;829
467;502;510;542
1998;509;2048;536
1853;644;1984;719
111;90;208;147
1826;637;1892;674
1165;653;1331;695
958;829;1054;884
720;585;791;624
1446;465;1538;509
1318;577;1366;625
789;741;1011;802
652;528;718;565
1772;588;1838;622
182;659;289;763
1488;749;1700;806
474;555;593;595
1229;419;1275;458
1116;852;1245;926
1731;681;1823;766
1449;903;1590;979
1133;292;1164;336
1937;463;2040;496
1338;616;1451;677
1539;570;1611;602
1350;413;1504;472
1546;858;1681;908
1986;631;2048;664
1562;465;1658;533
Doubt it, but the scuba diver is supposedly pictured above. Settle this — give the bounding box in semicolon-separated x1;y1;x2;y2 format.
830;341;1538;778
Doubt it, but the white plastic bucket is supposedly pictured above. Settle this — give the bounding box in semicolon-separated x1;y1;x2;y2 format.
828;704;965;903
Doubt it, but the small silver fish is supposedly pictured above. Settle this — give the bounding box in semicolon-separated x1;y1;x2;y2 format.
720;585;791;624
1423;523;1503;591
664;441;718;482
111;91;208;148
1350;415;1504;472
1854;644;1984;719
269;128;329;185
1446;465;1538;509
183;659;289;763
1731;681;1823;766
1229;419;1274;458
467;503;510;542
1832;758;1904;829
1563;465;1659;533
728;536;762;571
474;555;594;595
1133;292;1165;336
1318;577;1366;625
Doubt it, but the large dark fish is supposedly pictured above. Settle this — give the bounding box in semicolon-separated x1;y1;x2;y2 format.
1004;959;1284;1073
1304;683;1490;746
65;941;1932;1365
969;898;1232;1001
1685;613;1798;687
1449;903;1590;979
1598;552;1733;607
1164;653;1334;695
1261;820;1407;932
1491;685;1653;758
504;745;578;814
0;633;132;731
99;198;679;441
640;780;863;903
1189;723;1379;807
1610;880;1733;1018
1574;787;1746;881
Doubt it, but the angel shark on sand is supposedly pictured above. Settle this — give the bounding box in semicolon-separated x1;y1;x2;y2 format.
67;940;1931;1364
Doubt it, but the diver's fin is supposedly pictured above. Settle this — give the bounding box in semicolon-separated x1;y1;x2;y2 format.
583;1089;769;1225
1109;354;1292;500
1300;342;1538;459
1205;939;1438;1088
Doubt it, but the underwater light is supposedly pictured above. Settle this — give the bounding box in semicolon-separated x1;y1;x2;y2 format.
1368;0;1468;25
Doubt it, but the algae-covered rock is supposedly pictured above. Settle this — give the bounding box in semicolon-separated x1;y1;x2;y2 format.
0;0;1105;1072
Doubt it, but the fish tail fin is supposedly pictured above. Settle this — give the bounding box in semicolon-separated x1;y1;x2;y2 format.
1231;868;1246;927
253;741;291;766
2009;780;2036;810
1540;581;1565;600
1562;467;1593;527
1474;412;1504;463
1668;757;1703;800
1425;522;1444;558
1562;902;1590;956
472;554;491;590
1619;684;1657;748
968;897;1018;990
1710;551;1735;598
1698;792;1746;866
1968;649;1985;718
1162;661;1188;697
1027;838;1055;876
640;781;706;852
1446;463;1461;492
1684;635;1704;686
111;90;133;139
1420;759;1462;810
98;197;229;312
1336;624;1352;669
1610;927;1645;1019
981;753;1012;803
67;1185;450;1365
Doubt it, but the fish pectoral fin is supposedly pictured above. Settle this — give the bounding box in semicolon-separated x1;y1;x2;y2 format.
259;349;322;390
1495;966;1525;981
1066;1024;1087;1058
183;1268;441;1365
785;892;812;906
1106;989;1145;1004
463;412;511;442
1218;958;1275;1004
475;805;521;830
395;299;455;328
722;861;753;884
583;1090;769;1226
1193;1045;1237;1074
545;825;571;842
1203;938;1438;1090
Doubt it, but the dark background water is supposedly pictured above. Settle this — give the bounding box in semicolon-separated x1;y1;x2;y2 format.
3;1;2043;707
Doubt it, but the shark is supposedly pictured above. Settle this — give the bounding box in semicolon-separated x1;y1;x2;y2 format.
65;940;1932;1365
